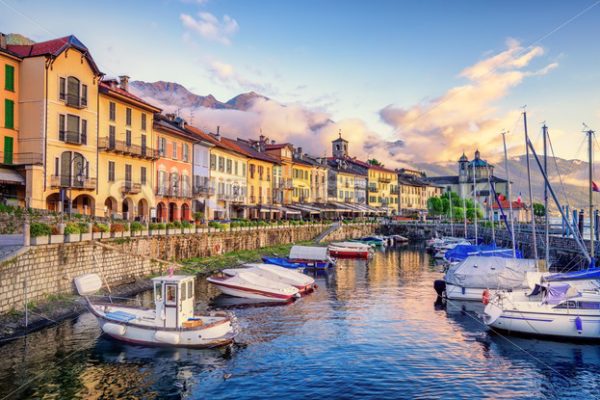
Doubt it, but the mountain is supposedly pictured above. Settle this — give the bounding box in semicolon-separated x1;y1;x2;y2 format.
130;81;268;111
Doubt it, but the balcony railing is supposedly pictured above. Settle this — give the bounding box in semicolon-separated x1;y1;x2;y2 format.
122;181;142;194
193;185;215;196
156;185;192;198
283;178;293;190
63;130;86;145
0;152;43;165
98;137;158;160
344;197;353;203
66;93;87;109
368;186;378;193
50;174;96;190
378;177;391;183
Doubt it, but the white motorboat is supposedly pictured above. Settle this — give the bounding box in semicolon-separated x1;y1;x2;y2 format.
74;273;235;348
328;241;373;259
207;270;300;302
227;263;316;294
434;256;538;301
483;282;600;340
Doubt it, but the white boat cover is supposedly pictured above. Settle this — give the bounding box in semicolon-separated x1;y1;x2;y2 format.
289;245;328;260
445;256;538;289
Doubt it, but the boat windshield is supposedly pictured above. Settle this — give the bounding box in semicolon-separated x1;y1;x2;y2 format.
154;282;162;302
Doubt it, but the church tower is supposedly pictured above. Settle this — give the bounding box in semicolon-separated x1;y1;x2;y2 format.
332;130;349;158
458;152;469;183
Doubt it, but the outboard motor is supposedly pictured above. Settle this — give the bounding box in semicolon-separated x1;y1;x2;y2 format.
433;280;446;297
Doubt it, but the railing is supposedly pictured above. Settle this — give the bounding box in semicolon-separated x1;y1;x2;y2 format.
378;177;391;183
368;186;378;193
344;197;353;203
354;183;366;189
98;137;158;159
50;174;96;190
193;185;215;196
283;178;293;190
122;181;142;194
0;152;43;165
63;130;86;145
66;93;86;109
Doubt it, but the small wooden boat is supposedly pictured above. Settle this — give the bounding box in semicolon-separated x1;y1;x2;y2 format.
74;273;235;348
227;263;316;294
207;270;300;302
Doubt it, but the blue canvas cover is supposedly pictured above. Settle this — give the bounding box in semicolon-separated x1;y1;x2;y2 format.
444;244;522;262
544;268;600;282
105;310;137;322
262;256;305;269
546;283;573;305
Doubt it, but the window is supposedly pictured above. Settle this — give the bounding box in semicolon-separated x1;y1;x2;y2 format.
126;108;132;126
4;99;14;129
66;76;80;107
234;161;238;175
81;84;88;107
141;113;147;131
125;130;131;147
172;141;177;159
226;159;232;174
141;166;147;185
187;281;193;299
242;163;246;177
59;77;66;100
158;137;166;156
250;164;255;179
210;154;216;170
165;284;176;305
54;157;59;175
109;125;116;147
109;102;116;121
181;282;186;300
5;65;14;91
108;161;115;181
183;144;189;162
141;134;147;154
81;119;87;144
125;164;132;184
59;115;66;141
218;156;224;172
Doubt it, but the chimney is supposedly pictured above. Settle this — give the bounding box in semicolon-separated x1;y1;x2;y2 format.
165;113;176;121
271;140;276;145
118;75;130;92
0;33;6;49
296;147;303;157
215;125;221;141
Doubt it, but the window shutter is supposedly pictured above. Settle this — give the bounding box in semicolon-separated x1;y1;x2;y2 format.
59;77;66;100
5;65;14;91
59;114;65;141
4;99;14;129
81;119;87;144
81;85;88;107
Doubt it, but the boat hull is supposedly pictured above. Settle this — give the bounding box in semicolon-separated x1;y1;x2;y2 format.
208;280;297;303
445;284;486;301
328;248;371;259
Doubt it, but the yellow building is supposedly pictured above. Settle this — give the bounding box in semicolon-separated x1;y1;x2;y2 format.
291;156;312;203
97;77;161;221
9;35;102;215
367;165;398;213
265;141;294;204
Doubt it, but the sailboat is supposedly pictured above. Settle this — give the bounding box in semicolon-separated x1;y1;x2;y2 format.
484;123;600;339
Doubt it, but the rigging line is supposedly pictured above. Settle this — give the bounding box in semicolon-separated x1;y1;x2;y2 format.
387;0;600;128
548;131;578;208
442;297;570;382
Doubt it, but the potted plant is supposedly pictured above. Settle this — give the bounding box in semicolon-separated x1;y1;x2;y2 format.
149;222;166;235
79;222;92;241
64;223;81;242
182;220;193;234
130;221;144;237
29;222;51;245
92;223;109;239
110;222;126;238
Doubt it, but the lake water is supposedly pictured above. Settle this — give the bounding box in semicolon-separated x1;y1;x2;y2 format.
1;246;599;399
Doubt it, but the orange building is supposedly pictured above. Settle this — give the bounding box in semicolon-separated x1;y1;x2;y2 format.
153;114;195;222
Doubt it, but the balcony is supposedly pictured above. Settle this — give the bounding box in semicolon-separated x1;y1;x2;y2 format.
354;183;365;189
121;181;142;194
50;174;96;190
0;152;43;165
193;185;215;196
156;185;192;198
283;178;293;190
98;137;158;160
378;176;391;183
63;130;86;145
65;93;87;109
368;186;378;193
344;197;353;203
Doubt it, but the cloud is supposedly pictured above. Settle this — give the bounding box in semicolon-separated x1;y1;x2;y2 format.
206;59;275;94
380;39;558;163
180;12;239;45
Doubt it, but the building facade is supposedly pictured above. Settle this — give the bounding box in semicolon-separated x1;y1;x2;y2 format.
265;142;294;205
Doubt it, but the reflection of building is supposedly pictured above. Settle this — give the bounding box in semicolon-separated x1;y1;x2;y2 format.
425;150;508;208
98;77;161;221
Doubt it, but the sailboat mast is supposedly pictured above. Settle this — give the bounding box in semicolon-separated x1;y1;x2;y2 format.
449;192;454;236
462;192;467;239
501;131;517;257
487;168;495;244
588;129;595;261
524;111;539;264
472;161;478;243
543;125;550;267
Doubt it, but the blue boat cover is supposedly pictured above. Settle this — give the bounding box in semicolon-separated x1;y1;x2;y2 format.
262;256;305;269
544;268;600;282
444;244;522;262
105;310;137;322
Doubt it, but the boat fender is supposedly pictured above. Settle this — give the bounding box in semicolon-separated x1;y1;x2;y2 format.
482;289;490;305
433;280;446;297
155;330;180;345
103;322;126;336
575;316;583;333
314;283;318;290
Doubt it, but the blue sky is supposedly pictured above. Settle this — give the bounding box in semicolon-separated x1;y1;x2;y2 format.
2;0;600;163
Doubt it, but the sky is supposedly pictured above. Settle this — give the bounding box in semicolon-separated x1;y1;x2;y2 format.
2;0;600;167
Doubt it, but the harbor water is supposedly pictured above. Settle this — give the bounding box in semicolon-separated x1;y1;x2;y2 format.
1;245;599;399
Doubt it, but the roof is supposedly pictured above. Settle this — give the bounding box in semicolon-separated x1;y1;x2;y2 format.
492;199;527;210
221;138;280;164
327;157;368;176
397;176;427;187
0;46;22;60
184;125;248;158
153;115;199;142
425;176;460;185
265;143;293;150
99;81;161;113
292;156;314;168
300;155;328;169
8;35;101;75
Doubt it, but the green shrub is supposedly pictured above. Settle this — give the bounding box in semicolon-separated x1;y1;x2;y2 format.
172;221;182;228
130;221;145;232
208;221;221;229
78;222;90;233
181;221;193;228
193;211;204;221
64;223;81;235
30;222;51;237
149;222;166;230
93;223;109;233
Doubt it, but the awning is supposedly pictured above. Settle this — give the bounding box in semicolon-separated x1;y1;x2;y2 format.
280;206;301;215
0;168;24;185
289;204;320;214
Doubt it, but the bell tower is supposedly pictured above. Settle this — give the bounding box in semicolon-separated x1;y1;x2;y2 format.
332;129;348;158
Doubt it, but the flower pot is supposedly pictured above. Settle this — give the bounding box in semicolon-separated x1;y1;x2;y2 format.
140;230;149;237
92;232;105;240
81;233;92;241
122;232;130;238
183;228;193;234
50;234;64;244
65;233;80;243
31;236;49;245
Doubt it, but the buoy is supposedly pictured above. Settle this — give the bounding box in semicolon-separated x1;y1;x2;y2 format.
482;289;490;305
575;316;583;333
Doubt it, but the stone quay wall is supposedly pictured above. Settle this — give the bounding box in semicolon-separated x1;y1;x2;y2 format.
0;223;378;314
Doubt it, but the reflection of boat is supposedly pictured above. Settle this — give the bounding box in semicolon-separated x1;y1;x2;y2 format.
328;242;373;259
75;273;235;348
207;271;300;302
210;294;293;309
225;264;316;294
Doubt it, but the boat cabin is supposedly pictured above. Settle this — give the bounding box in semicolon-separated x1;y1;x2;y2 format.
152;275;196;329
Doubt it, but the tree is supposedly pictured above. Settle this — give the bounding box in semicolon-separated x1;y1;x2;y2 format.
427;197;443;215
367;159;384;167
533;202;546;217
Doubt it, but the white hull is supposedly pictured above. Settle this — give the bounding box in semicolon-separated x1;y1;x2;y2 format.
211;283;293;302
445;284;486;301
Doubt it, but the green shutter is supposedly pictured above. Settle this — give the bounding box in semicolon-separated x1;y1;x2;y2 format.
4;99;14;129
5;65;14;92
3;136;13;164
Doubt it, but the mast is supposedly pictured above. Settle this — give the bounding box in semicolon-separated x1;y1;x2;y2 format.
449;192;454;237
472;160;478;243
543;124;550;267
501;131;516;257
588;128;595;263
462;194;467;239
487;168;495;244
524;110;538;265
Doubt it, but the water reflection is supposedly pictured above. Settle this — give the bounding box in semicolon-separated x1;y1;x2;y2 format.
0;246;598;399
